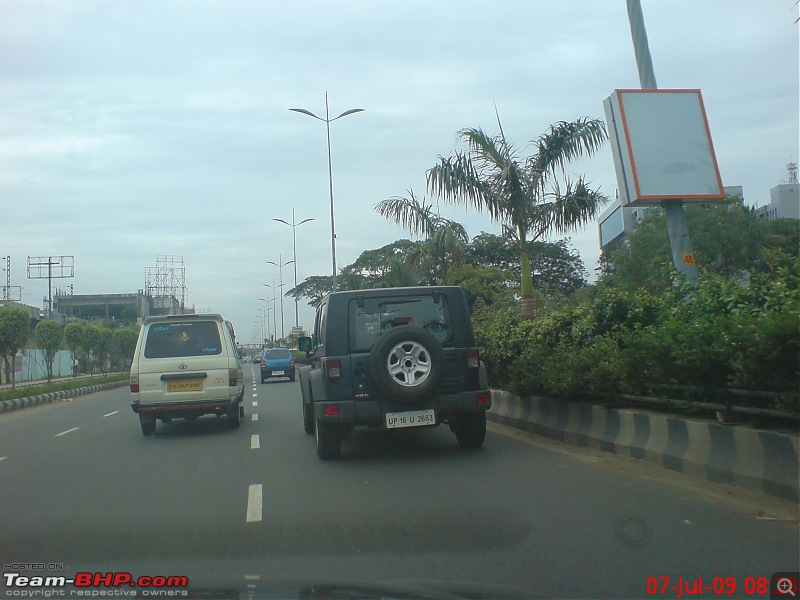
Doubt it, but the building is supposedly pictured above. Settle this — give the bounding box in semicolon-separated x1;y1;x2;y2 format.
754;165;799;221
53;291;192;322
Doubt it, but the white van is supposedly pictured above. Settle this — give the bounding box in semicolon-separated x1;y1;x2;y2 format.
129;314;245;435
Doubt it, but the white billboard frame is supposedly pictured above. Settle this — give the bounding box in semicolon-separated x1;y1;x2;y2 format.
604;89;725;207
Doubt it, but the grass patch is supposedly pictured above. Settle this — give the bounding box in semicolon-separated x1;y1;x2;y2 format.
0;373;129;402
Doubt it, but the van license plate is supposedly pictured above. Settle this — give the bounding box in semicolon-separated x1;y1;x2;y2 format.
386;409;435;429
167;379;203;392
271;370;283;376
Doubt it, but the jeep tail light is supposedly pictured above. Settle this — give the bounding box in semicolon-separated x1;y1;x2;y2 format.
466;348;480;370
324;405;340;416
477;391;490;404
229;368;239;387
290;357;295;366
130;373;139;393
326;358;342;379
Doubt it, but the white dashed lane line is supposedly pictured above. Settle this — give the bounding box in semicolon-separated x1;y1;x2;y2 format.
103;411;119;417
251;434;260;449
252;401;257;407
0;457;7;462
55;427;79;437
252;414;258;422
246;484;262;523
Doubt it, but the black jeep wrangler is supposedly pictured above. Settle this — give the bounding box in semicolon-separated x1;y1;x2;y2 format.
297;286;491;459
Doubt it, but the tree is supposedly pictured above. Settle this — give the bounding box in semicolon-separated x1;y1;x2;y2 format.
85;325;113;376
375;190;469;284
0;305;31;388
466;232;588;296
112;327;139;371
35;319;63;382
64;321;85;377
427;115;607;318
600;200;800;294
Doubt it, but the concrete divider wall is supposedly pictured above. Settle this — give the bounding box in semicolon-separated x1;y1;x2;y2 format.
488;390;800;503
0;380;130;414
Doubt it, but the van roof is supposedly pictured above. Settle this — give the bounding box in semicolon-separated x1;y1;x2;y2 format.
142;313;224;325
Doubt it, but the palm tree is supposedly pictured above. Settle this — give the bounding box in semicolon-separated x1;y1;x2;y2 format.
375;189;469;284
427;115;607;318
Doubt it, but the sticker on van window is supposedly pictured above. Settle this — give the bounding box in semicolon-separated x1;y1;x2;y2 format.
202;347;218;353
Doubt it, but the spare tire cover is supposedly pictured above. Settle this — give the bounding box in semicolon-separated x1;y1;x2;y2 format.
369;326;444;405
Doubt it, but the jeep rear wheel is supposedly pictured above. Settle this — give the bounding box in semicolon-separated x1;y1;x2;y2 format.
452;412;486;449
315;419;341;460
369;326;444;405
303;402;315;434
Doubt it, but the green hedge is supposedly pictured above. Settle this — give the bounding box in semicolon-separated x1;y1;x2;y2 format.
473;254;799;413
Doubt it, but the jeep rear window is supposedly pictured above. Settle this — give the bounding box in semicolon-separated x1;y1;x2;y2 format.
143;321;222;358
349;296;452;351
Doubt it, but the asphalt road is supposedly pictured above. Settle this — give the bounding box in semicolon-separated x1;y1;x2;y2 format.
0;363;797;599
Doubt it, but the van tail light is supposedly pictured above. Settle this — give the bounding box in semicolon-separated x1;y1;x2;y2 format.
260;360;266;367
326;358;342;380
130;373;139;393
466;348;480;370
229;368;239;387
290;357;295;366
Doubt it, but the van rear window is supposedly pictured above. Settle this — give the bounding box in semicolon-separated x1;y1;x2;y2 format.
144;321;222;358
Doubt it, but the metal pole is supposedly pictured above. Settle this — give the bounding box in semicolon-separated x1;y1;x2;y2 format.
325;92;338;292
292;208;299;326
278;256;285;342
626;0;698;284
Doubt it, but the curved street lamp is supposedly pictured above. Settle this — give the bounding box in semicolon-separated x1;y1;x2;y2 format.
273;208;314;327
290;92;364;292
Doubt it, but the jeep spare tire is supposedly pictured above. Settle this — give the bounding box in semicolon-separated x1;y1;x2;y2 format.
369;326;444;404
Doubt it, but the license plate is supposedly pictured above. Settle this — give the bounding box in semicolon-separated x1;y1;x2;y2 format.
386;409;435;429
271;370;284;376
167;379;203;392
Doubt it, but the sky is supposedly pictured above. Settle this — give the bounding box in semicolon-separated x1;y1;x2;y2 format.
1;0;798;344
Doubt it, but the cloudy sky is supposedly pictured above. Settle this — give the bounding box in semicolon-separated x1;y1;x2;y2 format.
2;0;798;342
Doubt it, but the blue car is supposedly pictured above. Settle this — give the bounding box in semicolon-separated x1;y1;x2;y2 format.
260;348;295;383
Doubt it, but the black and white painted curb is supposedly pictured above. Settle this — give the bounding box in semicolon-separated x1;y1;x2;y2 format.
488;389;799;504
0;380;130;414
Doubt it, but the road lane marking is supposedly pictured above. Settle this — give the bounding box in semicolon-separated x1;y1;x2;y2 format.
246;484;262;522
251;434;260;449
103;411;119;417
252;393;257;397
252;414;258;422
252;401;257;407
0;457;7;462
55;427;79;437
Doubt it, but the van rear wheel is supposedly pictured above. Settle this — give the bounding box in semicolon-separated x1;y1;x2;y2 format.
140;416;155;436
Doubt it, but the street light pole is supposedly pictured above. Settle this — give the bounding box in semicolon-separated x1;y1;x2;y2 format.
273;208;314;327
290;93;364;292
259;298;273;344
266;257;294;344
262;283;280;344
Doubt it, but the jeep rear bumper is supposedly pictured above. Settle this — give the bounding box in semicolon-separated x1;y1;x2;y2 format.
313;390;491;427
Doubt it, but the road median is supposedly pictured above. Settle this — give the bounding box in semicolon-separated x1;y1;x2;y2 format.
488;389;799;504
0;377;130;414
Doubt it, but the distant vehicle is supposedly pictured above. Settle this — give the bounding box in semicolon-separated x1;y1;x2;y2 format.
129;313;245;435
298;286;491;459
260;347;295;383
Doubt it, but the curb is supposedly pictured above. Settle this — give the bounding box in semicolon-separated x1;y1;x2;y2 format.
0;380;130;414
488;389;800;504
